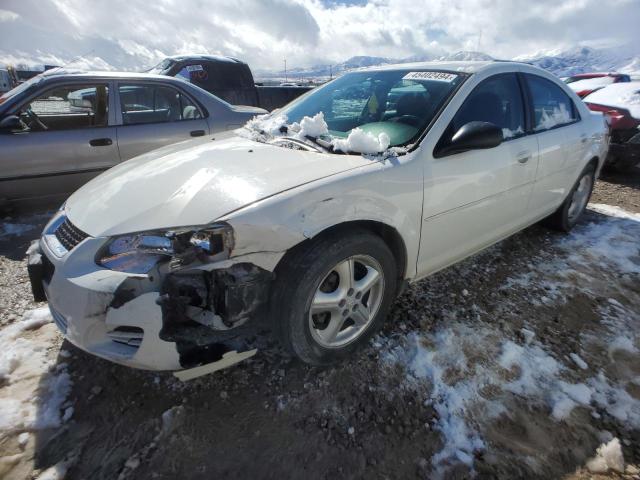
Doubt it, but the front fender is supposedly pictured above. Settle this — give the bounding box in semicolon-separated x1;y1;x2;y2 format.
221;153;424;278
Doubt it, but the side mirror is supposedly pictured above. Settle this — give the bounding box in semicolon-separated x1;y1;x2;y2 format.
435;121;503;158
0;115;23;132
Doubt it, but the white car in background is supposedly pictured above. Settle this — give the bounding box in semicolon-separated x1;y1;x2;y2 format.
28;61;608;378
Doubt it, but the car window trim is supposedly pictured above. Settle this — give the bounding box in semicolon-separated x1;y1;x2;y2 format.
115;81;207;127
13;82;112;132
522;73;582;135
433;72;529;158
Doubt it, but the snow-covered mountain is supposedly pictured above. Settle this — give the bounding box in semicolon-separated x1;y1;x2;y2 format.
515;45;640;77
257;46;640;81
257;51;493;80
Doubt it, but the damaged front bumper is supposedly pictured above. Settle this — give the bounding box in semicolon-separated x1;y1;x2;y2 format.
28;225;272;376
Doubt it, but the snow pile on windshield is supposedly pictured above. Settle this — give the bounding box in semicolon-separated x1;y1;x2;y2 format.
382;204;640;477
332;128;390;155
536;104;573;130
584;82;640;119
296;112;329;138
241;112;393;155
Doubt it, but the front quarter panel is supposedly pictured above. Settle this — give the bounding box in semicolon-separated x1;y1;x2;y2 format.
221;151;425;279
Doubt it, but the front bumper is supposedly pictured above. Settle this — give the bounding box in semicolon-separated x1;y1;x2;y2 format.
29;236;184;370
28;225;266;374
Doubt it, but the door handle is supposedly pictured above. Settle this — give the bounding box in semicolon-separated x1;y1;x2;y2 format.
89;138;113;147
190;130;205;137
516;151;531;164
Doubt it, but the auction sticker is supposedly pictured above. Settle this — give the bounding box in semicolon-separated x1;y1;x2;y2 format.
403;71;458;82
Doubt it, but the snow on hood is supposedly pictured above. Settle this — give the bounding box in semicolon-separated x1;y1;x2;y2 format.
65;135;377;237
583;82;640;119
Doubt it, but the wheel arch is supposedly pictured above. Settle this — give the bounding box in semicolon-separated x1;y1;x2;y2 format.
273;219;409;292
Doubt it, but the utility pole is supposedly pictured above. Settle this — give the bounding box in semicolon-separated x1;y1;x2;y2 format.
284;58;287;83
330;64;332;81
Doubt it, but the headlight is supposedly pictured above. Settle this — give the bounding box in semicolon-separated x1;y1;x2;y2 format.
96;224;234;274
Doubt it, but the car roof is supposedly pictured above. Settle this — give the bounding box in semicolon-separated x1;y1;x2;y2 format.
358;60;526;74
36;69;183;82
164;54;246;64
571;72;622;78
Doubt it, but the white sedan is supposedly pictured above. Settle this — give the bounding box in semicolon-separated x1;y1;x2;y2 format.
28;61;608;378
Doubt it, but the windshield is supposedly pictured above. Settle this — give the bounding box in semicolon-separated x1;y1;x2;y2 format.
244;69;466;154
0;74;43;106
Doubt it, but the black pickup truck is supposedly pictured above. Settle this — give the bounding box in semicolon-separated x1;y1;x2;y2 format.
148;55;313;111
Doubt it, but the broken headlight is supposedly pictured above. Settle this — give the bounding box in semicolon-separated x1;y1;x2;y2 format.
96;224;234;274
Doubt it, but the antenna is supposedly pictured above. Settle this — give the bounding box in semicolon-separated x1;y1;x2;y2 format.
49;49;96;74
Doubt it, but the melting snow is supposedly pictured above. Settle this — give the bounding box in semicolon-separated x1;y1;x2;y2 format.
384;204;640;476
0;308;72;434
586;438;625;473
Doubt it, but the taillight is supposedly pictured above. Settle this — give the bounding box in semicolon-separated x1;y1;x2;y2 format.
577;89;594;98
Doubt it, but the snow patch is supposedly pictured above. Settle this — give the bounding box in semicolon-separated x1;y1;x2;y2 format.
295;111;328;138
331;128;390;154
586;438;625;473
583;82;640;119
0;308;72;435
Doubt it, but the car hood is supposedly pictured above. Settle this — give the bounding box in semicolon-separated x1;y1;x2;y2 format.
66;135;375;237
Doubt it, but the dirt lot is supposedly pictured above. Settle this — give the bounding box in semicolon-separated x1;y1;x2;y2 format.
0;169;639;480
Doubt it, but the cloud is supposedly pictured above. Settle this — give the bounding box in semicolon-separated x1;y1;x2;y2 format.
0;0;637;71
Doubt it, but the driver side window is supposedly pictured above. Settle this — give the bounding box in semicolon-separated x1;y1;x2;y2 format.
20;84;109;131
451;74;525;140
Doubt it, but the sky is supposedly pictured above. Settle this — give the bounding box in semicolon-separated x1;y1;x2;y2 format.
0;0;638;72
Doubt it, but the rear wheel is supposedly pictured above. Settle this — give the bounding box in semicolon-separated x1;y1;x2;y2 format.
544;164;596;232
272;230;397;365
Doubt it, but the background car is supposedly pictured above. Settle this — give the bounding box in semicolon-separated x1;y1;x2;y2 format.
583;82;640;171
565;72;631;98
0;70;266;210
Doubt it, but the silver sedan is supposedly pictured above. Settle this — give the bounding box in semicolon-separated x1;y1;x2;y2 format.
0;70;266;211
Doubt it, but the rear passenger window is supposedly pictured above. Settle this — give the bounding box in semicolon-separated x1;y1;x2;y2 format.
451;73;525;140
526;75;578;131
119;84;202;125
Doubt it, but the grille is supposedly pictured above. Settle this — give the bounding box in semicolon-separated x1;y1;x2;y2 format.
107;327;144;348
54;218;89;252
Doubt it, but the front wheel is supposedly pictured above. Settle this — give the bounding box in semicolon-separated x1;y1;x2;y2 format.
544;164;596;232
272;230;397;365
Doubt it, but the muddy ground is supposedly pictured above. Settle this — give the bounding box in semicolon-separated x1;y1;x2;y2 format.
0;168;639;480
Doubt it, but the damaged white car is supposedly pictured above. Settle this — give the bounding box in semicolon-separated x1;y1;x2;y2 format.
28;61;608;378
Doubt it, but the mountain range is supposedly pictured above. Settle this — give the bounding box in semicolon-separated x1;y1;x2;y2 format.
256;46;640;80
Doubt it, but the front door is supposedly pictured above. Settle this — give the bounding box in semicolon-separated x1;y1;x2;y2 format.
115;82;210;160
0;82;119;205
417;73;539;276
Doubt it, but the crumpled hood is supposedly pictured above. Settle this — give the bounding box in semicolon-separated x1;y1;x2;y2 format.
66;135;374;237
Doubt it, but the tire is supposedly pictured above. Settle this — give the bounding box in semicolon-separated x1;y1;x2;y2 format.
544;163;596;232
271;229;397;366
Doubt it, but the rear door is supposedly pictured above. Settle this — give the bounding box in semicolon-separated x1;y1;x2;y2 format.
523;74;583;216
418;73;539;275
115;82;210;160
0;82;119;204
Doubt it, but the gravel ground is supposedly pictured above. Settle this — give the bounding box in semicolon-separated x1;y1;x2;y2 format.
0;169;639;480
